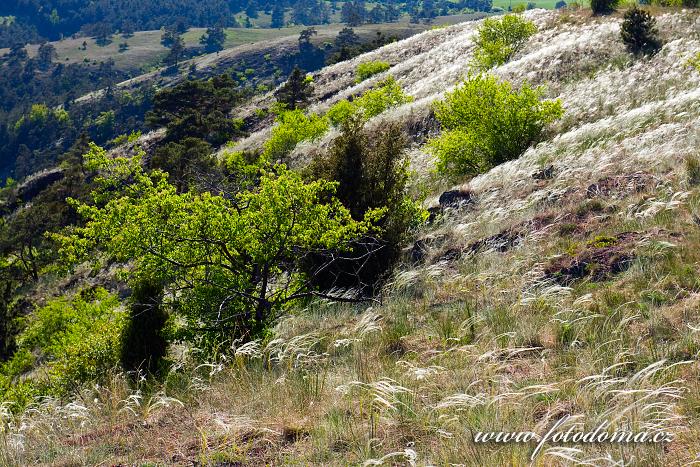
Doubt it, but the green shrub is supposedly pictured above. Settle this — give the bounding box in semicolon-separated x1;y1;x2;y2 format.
327;77;413;127
428;74;564;178
472;14;537;70
263;109;329;160
591;0;618;15
354;77;413;120
0;289;125;403
355;61;391;83
326;99;357;127
621;7;662;56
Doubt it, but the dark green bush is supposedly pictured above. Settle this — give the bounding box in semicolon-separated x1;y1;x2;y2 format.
621;7;662;56
150;137;215;192
120;277;170;376
591;0;618;15
306;115;426;291
274;66;314;110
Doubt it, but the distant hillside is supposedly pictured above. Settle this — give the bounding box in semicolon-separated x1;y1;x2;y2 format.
0;0;491;46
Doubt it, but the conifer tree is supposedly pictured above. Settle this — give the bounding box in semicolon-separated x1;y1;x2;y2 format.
271;5;285;28
275;66;313;109
200;25;226;53
621;6;662;56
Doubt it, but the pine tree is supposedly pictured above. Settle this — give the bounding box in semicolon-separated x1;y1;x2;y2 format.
200;26;225;53
165;33;186;66
621;6;662;56
341;1;366;26
271;5;285;28
37;42;56;70
275;66;313;109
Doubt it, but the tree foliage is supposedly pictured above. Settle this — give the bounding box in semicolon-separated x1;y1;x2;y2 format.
150;137;215;192
429;74;564;178
120;277;169;376
591;0;618;15
274;66;314;110
306;115;426;290
146;75;245;144
472;14;537;70
56;144;380;342
200;25;226;53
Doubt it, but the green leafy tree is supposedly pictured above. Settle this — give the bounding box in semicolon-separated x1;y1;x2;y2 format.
621;6;662;56
429;74;564;178
472;14;537;70
263;109;329;160
56;144;380;342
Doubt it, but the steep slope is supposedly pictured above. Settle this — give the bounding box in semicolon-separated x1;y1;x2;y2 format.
2;8;700;466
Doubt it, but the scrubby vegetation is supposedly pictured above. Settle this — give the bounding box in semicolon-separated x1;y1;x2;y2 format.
263;109;329;160
306;115;426;290
471;14;537;70
327;76;413;126
266;76;412;161
0;289;124;406
621;6;663;56
429;73;563;178
591;0;618;15
355;60;391;83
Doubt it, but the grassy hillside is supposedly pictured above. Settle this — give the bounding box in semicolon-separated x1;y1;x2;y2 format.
2;14;485;73
2;7;700;467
